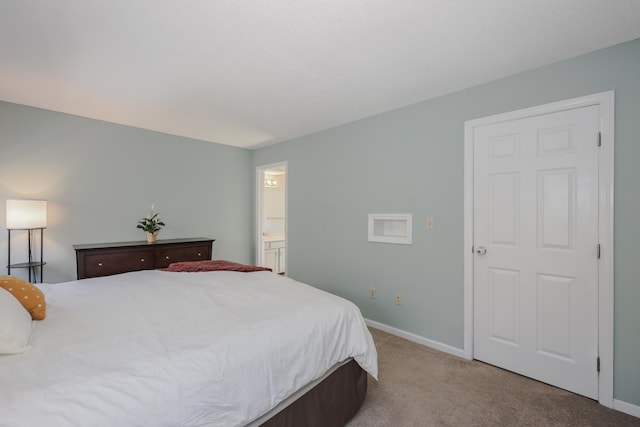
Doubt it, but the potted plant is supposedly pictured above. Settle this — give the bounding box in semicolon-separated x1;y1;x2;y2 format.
136;204;165;243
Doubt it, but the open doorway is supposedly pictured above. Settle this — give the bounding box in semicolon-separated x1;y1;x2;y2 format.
256;162;287;274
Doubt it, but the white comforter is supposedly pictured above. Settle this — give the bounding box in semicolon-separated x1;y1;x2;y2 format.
0;270;377;427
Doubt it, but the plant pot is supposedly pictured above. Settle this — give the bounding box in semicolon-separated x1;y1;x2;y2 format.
146;231;158;244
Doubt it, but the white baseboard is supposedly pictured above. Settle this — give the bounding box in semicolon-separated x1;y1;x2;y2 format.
365;319;465;358
365;319;639;420
614;399;640;419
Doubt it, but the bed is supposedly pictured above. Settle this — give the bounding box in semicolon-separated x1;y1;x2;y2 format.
0;267;378;426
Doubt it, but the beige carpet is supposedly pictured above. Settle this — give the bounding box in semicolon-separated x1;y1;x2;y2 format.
347;328;640;427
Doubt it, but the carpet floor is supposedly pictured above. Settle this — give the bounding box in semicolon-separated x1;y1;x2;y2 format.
347;327;640;426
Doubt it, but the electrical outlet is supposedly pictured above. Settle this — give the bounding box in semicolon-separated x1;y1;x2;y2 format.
369;288;376;299
395;294;402;305
426;217;434;230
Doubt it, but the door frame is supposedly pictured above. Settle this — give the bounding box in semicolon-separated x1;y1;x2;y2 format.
256;161;288;272
463;91;614;407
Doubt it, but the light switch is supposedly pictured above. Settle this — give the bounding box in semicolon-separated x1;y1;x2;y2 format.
426;217;434;230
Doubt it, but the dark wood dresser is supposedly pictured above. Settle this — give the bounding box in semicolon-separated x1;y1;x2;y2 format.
73;238;214;279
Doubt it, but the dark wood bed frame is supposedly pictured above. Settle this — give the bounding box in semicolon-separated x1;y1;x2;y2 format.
260;359;367;427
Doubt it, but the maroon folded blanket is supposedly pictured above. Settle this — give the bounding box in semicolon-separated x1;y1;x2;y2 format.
161;260;272;273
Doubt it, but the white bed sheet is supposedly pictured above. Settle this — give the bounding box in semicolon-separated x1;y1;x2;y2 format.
0;270;377;427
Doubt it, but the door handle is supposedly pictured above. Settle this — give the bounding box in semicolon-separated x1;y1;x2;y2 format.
476;246;487;255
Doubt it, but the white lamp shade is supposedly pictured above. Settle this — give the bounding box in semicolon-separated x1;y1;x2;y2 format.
6;200;48;229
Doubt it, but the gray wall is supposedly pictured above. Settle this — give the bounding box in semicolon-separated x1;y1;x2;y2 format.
252;38;640;406
0;102;253;283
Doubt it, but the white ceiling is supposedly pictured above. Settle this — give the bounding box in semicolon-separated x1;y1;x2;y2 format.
1;1;639;149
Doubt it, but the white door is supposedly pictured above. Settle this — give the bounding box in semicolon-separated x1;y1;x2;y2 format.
473;105;600;399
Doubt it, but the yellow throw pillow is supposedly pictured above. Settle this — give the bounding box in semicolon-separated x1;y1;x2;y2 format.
0;276;46;320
